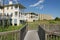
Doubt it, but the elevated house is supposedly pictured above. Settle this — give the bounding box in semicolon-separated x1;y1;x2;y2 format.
17;12;39;22
24;12;39;22
0;0;26;26
0;14;10;26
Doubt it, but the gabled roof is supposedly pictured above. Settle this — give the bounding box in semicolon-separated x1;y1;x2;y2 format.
0;4;26;9
0;5;4;9
25;12;38;16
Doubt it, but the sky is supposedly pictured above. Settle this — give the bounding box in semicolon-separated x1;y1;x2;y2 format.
18;0;60;18
0;0;60;18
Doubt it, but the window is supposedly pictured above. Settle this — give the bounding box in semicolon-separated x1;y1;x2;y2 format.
19;12;20;17
15;6;18;9
19;12;20;14
7;13;9;16
31;16;32;18
4;13;6;16
10;19;12;25
15;12;18;16
11;6;13;9
0;13;2;16
7;7;9;10
11;13;13;17
19;12;22;17
14;19;17;24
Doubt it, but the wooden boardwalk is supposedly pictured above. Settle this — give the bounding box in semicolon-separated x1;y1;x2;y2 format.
24;30;40;40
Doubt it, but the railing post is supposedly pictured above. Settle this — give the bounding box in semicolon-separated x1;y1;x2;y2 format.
58;36;59;40
0;35;3;40
45;33;48;40
20;24;28;40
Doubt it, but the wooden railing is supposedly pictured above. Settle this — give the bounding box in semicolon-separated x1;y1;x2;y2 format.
38;25;45;40
38;24;60;40
0;24;28;40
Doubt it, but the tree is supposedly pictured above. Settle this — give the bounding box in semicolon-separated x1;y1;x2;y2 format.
55;17;60;21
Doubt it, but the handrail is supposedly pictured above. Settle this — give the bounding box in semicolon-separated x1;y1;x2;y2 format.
0;24;28;35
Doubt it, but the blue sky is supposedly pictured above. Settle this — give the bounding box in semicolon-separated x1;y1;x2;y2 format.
18;0;60;18
2;0;60;18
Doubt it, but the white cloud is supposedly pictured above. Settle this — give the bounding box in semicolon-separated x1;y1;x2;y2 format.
14;0;18;4
29;0;44;7
40;5;44;9
36;5;44;9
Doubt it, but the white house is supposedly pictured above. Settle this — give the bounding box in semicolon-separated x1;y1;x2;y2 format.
24;12;39;22
39;14;54;20
0;1;26;26
0;1;54;26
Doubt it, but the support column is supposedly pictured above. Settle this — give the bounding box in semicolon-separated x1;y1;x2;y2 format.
12;19;14;26
12;12;15;26
17;19;19;26
17;10;20;26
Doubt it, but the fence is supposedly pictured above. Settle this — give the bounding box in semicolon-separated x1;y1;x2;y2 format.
38;24;60;40
0;24;28;40
38;25;45;40
45;34;60;40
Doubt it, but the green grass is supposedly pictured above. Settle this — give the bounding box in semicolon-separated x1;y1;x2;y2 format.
0;24;24;32
0;20;60;31
36;20;60;24
0;24;26;40
28;22;39;30
28;20;60;30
